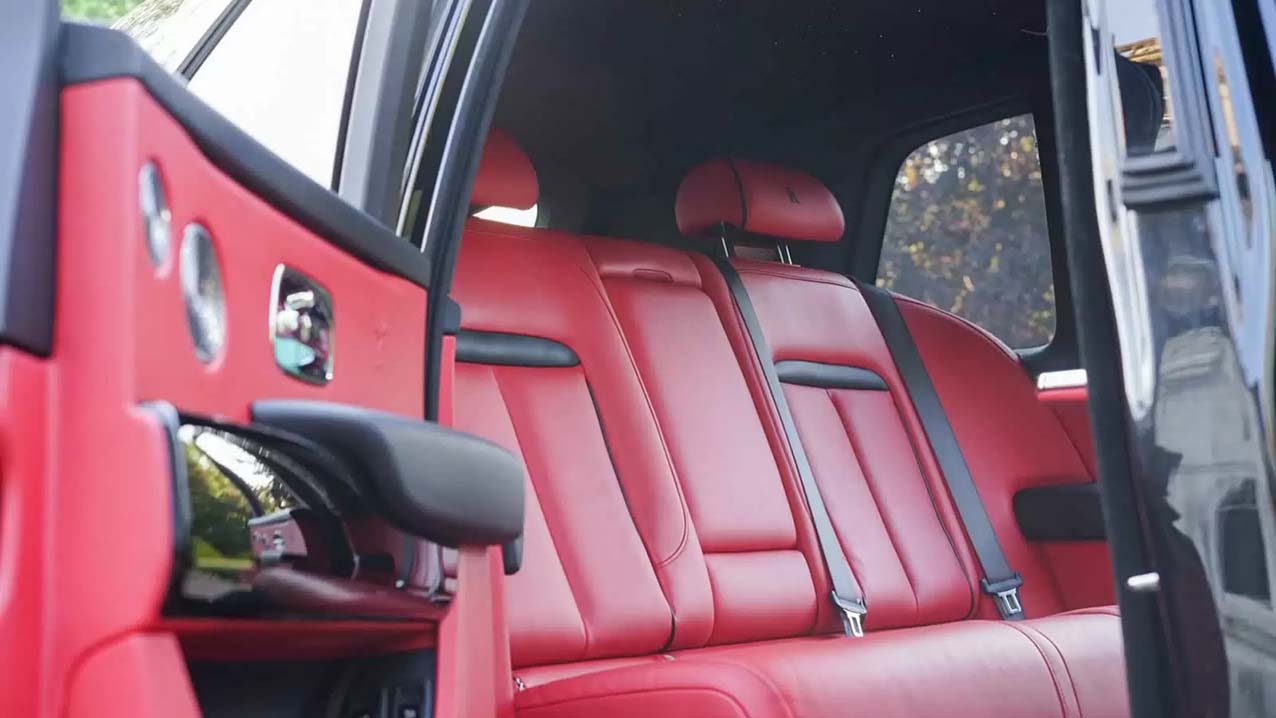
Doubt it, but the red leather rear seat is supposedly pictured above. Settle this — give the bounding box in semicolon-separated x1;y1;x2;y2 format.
451;134;1128;717
674;157;1116;622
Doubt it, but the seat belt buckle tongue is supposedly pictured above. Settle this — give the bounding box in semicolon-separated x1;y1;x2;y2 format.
982;574;1024;620
831;592;867;638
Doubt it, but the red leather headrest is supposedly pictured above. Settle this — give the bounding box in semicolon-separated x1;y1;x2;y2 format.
675;158;844;242
471;130;538;210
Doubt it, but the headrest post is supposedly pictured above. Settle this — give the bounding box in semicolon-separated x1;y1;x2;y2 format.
777;241;795;265
716;221;735;260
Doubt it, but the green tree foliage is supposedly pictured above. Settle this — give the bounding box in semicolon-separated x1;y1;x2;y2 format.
184;440;254;560
61;0;145;23
878;114;1055;349
184;430;296;565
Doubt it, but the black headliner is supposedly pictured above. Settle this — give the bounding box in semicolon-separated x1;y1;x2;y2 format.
495;0;1049;201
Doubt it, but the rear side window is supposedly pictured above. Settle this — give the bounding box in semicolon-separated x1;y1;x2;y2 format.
187;0;363;186
877;113;1054;350
91;0;364;187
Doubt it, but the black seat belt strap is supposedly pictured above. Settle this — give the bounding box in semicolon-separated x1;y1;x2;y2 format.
857;282;1024;620
715;257;868;637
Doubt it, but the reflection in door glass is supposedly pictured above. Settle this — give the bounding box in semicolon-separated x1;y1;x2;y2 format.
1108;0;1177;155
180;425;299;602
1219;480;1272;604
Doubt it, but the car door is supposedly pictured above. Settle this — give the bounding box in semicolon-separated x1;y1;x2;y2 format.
1079;0;1276;714
0;1;525;717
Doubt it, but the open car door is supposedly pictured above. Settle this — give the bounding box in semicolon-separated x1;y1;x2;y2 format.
0;2;527;717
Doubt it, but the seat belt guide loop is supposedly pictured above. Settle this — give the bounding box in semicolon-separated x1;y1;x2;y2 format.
832;591;867;638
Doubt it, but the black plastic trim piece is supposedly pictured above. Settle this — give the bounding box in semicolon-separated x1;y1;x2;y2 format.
501;536;523;576
253;400;524;547
143;401;192;608
775;360;887;391
0;0;59;354
329;0;374;190
858;281;1025;620
417;0;529;421
337;0;437;225
59;23;431;289
175;0;252;79
1046;0;1171;710
1014;482;1107;541
441;296;463;335
1116;0;1221;210
455;329;578;368
1120;152;1219;208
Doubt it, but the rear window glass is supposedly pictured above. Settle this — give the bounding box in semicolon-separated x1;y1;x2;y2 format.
877;113;1055;350
65;0;363;188
473;204;539;228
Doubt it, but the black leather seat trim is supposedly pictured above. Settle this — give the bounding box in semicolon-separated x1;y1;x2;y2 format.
455;329;579;367
1014;482;1107;541
775;360;888;390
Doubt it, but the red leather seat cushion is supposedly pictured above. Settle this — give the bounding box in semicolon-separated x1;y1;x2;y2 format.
516;613;1127;718
515;660;791;718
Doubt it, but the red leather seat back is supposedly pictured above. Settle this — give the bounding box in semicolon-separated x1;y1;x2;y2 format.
453;223;677;666
733;260;979;627
583;237;827;646
674;156;1103;621
897;296;1098;616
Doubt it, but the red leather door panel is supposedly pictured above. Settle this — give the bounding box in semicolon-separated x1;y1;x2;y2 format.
0;74;434;718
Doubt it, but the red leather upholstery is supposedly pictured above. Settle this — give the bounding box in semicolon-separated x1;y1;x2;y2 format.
452;222;680;667
1037;386;1116;608
676;159;844;241
472;130;538;209
514;659;792;718
729;259;979;629
897;296;1096;617
586;237;823;646
515;614;1128;718
450;139;1127;718
682;621;1107;718
1040;386;1098;479
732;258;1119;619
1011;608;1129;718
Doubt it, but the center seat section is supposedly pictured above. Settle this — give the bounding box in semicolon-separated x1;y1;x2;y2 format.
450;133;1126;717
672;157;1128;715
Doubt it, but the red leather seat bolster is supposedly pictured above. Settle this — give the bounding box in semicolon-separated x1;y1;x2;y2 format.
1008;609;1130;718
897;296;1099;617
515;659;793;718
453;221;695;666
